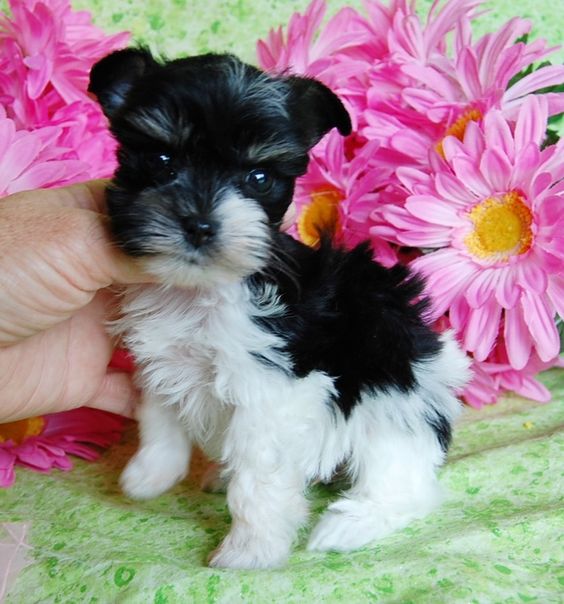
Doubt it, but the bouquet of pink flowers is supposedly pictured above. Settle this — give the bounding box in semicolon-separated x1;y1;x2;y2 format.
0;0;130;487
1;0;562;487
257;0;564;408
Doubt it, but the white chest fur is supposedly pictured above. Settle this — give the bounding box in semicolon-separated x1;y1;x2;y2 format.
114;282;292;451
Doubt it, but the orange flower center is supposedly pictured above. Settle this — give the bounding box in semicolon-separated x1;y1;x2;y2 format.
436;107;483;158
465;192;533;261
297;188;342;248
0;416;45;445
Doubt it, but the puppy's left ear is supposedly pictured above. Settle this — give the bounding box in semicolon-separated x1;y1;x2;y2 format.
287;76;352;149
88;47;158;119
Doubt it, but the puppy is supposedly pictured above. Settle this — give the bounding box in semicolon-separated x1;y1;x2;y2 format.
89;48;470;569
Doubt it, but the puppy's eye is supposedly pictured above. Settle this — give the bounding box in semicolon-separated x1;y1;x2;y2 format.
147;152;177;182
244;169;273;194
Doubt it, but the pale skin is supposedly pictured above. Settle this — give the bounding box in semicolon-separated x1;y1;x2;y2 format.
0;181;297;424
0;181;151;423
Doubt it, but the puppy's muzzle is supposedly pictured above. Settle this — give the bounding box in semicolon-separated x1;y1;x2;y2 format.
181;216;216;249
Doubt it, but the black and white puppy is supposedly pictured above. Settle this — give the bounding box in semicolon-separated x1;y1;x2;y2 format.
89;48;470;569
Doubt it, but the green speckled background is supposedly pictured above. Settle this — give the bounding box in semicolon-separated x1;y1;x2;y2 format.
1;1;563;602
71;0;564;64
2;372;563;603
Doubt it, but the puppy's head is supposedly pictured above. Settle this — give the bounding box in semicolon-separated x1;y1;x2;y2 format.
89;48;351;287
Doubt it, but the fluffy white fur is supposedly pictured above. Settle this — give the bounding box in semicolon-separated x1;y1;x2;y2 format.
116;277;470;569
140;191;271;289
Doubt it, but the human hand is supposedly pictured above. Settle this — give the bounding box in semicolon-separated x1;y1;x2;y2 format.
0;181;150;422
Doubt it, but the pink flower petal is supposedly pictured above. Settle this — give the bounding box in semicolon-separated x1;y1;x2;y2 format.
396;166;431;192
405;195;461;226
451;156;491;197
513;376;551;403
516;262;548;295
504;305;533;370
457;47;483;100
510;143;540;190
514;95;548;152
477;17;530;89
42;407;126;436
462;363;499;408
449;296;470;333
463;301;502;361
0;134;41;188
461;120;485;159
483;110;515;161
412;250;475;317
24;53;53;100
505;64;564;104
537;194;563;226
0;119;16;159
401;63;459;98
494;270;520;309
479;148;512;192
464;268;498;308
442;135;468;162
390;130;431;160
0;448;17;488
529;172;552;201
521;290;560;362
402;88;439;114
547;278;564;319
434;172;474;206
16;443;56;470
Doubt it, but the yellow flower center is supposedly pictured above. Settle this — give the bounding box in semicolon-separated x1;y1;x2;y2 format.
465;192;533;261
0;416;45;445
436;107;483;158
297;188;342;248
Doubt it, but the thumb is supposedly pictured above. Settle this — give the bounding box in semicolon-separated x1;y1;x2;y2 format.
87;371;139;418
75;210;153;286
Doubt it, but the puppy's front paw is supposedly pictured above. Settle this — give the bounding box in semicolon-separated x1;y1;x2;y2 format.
208;532;289;570
120;446;187;500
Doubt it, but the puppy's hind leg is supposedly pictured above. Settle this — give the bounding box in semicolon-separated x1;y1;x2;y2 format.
121;393;191;500
308;395;449;552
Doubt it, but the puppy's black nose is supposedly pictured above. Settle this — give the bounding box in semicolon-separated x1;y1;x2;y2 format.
181;217;215;248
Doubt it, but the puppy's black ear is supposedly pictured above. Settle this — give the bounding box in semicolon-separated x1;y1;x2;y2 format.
287;76;352;149
88;47;157;119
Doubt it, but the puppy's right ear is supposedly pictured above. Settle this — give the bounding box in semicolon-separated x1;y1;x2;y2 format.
88;47;157;119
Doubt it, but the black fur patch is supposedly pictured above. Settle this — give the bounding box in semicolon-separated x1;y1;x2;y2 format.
424;411;452;452
250;234;443;418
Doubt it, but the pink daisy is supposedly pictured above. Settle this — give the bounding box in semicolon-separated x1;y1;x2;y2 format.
293;130;398;266
0;0;129;127
0;0;128;180
374;95;564;370
364;9;564;170
0;408;128;488
257;0;373;78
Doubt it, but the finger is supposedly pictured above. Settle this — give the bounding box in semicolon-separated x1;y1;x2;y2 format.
77;210;155;286
6;180;110;212
87;371;139;418
62;180;111;212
